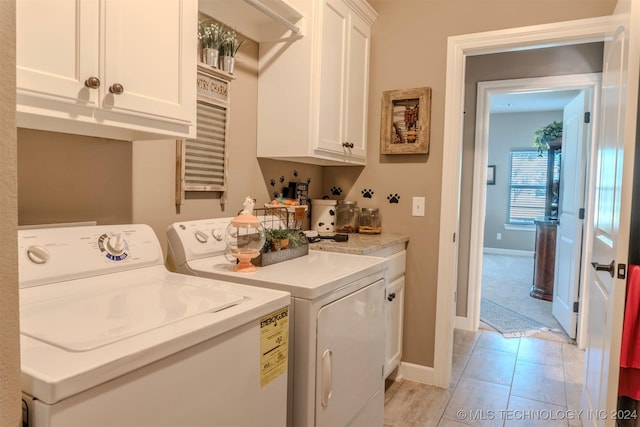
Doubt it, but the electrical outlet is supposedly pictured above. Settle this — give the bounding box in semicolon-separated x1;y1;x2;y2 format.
412;197;425;217
497;233;502;241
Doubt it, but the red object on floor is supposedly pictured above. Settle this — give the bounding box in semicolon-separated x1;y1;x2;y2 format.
619;264;640;399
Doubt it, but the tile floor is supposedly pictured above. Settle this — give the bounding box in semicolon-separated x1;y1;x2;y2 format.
384;328;585;427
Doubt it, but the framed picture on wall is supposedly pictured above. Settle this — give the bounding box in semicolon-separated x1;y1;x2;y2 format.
380;87;432;154
487;165;496;185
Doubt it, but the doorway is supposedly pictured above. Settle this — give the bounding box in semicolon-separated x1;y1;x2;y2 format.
430;17;616;390
466;74;600;345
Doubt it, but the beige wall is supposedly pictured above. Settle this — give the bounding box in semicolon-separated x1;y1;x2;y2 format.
0;0;21;425
326;0;616;368
18;129;133;226
132;37;324;255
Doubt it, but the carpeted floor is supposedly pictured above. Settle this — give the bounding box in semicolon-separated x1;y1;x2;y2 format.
481;253;572;341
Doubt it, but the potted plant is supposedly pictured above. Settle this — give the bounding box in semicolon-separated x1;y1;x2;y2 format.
533;120;563;154
198;20;223;67
263;228;306;252
219;29;244;74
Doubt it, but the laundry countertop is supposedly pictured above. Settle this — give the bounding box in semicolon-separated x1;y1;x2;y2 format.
308;232;409;255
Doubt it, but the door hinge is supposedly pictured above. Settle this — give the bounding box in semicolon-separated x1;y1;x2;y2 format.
618;263;627;280
579;208;585;220
453;232;456;243
584;112;591;123
573;301;579;313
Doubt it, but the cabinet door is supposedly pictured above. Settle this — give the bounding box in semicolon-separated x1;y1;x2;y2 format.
316;0;349;156
316;0;369;162
315;279;385;427
17;0;99;110
385;276;405;377
101;0;196;124
344;11;370;159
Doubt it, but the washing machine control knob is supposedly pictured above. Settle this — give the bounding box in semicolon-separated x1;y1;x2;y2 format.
26;245;50;264
212;228;223;241
195;230;208;243
106;233;126;255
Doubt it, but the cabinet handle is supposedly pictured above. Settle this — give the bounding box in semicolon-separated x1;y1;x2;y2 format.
84;76;101;89
387;292;396;301
342;142;354;149
109;83;125;95
321;349;333;408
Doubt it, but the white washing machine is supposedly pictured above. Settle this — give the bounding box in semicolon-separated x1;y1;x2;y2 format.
167;218;388;427
19;224;290;427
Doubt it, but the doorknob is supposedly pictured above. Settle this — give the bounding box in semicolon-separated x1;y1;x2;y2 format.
591;260;615;278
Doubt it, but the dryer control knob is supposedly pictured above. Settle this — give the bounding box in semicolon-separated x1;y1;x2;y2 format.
27;245;50;264
212;228;223;241
195;230;209;243
106;234;126;255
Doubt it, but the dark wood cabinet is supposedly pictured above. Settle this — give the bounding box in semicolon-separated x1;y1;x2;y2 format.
530;217;557;301
545;138;562;219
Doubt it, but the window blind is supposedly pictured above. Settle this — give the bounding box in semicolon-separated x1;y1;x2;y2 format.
508;151;548;224
184;100;227;191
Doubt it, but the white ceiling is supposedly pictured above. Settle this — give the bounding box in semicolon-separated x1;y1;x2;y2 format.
489;89;582;114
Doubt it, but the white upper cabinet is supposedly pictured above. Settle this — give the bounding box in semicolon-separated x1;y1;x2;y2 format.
257;0;376;165
17;0;197;140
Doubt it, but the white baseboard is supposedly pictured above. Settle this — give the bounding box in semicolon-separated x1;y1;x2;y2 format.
455;315;474;331
483;247;534;257
397;361;435;385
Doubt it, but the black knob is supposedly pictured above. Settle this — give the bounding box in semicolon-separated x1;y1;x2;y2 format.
342;142;354;149
387;292;396;301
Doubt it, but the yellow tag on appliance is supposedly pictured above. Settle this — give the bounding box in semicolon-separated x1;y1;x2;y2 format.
260;306;289;387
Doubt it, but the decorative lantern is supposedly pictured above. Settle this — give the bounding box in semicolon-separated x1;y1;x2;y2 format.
224;197;265;272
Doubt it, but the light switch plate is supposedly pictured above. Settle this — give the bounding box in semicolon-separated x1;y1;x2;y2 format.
412;196;425;217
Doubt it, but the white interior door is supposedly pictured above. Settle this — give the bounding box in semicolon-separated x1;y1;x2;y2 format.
552;91;588;339
583;1;639;424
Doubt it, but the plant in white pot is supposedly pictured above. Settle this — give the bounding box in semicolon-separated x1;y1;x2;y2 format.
198;20;223;67
219;29;244;74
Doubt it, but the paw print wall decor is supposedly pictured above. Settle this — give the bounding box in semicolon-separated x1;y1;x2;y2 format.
387;194;400;204
361;189;374;199
330;186;343;196
270;179;276;187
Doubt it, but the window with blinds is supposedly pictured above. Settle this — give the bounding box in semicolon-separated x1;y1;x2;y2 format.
508;150;548;224
176;65;232;205
184;101;227;190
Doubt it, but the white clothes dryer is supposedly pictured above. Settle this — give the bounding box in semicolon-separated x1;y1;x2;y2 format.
19;224;290;427
167;218;388;427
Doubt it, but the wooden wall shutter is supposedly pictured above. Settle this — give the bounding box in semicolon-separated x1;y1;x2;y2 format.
176;64;233;206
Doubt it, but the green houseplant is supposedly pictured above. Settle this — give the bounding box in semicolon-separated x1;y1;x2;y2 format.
263;228;306;252
533;120;563;154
